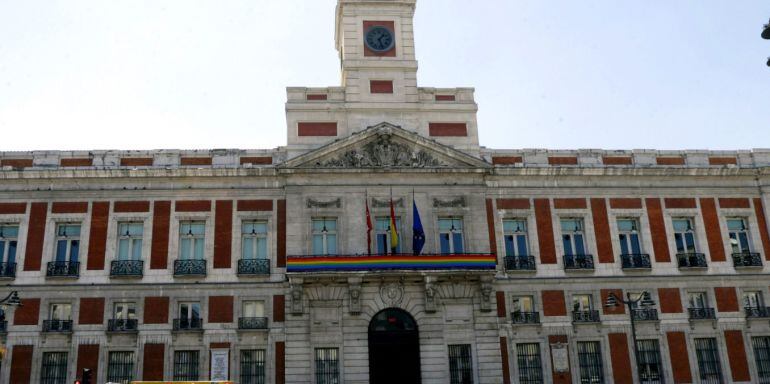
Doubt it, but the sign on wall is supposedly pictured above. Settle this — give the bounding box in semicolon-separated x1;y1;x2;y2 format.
550;342;570;373
210;349;230;381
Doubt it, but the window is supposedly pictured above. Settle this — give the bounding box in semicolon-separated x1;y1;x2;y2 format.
243;300;265;318
694;338;723;383
40;351;68;384
673;218;697;254
439;217;464;254
448;344;473;384
503;219;529;257
617;218;642;255
106;351;135;384
573;294;593;312
312;218;337;255
315;348;340;384
50;303;72;321
636;339;663;384
0;224;19;265
516;343;543;384
241;349;266;384
179;302;201;321
561;218;586;256
727;218;751;254
512;296;534;314
743;291;764;308
242;221;268;259
179;221;205;260
688;292;709;309
114;302;136;320
173;350;200;381
375;217;401;254
55;223;81;262
117;222;143;260
577;341;604;383
752;336;770;383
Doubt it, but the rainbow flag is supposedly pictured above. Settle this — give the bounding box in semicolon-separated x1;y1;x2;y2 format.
286;254;496;272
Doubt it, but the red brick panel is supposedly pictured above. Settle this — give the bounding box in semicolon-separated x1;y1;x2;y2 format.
13;298;40;325
24;202;48;271
657;156;685;165
120;157;153;166
306;94;327;100
601;289;625;315
9;345;33;384
298;122;337;136
0;202;26;214
60;158;92;167
534;199;556;264
180;157;212;166
714;287;739;312
87;202;109;270
76;344;100;379
500;337;511;384
175;200;211;212
548;156;578;165
665;198;697;209
51;201;89;213
214;200;233;269
78;298;105;325
277;199;286;267
114;200;151;213
150;201;171;269
435;94;456;101
144;297;169;324
724;330;751;382
1;158;33;168
496;198;529;210
428;122;468;137
492;156;523;165
274;295;285;322
718;198;750;209
709;157;737;166
667;331;693;383
700;198;726;262
542;290;567;316
485;199;497;258
237;199;273;212
363;20;396;57
608;333;633;384
602;156;633;165
553;198;587;209
646;198;671;262
609;198;642;209
753;198;770;261
591;198;614;263
549;335;571;384
240;156;272;165
143;343;165;381
370;80;393;94
208;296;234;323
210;342;231;349
275;341;286;384
496;291;506;318
658;288;683;313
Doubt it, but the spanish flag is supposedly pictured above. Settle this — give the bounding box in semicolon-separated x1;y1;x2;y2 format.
389;199;399;253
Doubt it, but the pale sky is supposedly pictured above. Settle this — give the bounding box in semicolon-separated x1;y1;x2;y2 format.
1;0;768;152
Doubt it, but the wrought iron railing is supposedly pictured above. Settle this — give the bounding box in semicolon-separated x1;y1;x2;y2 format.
173;318;203;331
503;256;537;271
572;310;600;323
46;261;80;277
107;318;139;332
237;259;270;275
511;311;540;324
110;260;144;277
238;317;268;330
564;254;594;270
676;253;708;268
0;262;16;278
631;308;659;321
173;260;206;276
42;319;73;332
733;252;762;267
745;306;770;318
688;307;716;320
620;253;651;269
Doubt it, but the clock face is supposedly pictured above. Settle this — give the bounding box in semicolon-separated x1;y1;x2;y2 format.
365;26;395;52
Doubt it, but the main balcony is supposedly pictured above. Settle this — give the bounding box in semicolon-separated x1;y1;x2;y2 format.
286;253;496;274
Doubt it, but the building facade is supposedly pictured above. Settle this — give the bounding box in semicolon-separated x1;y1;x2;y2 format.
1;0;770;383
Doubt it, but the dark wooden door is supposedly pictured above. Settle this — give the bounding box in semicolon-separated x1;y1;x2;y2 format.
368;308;421;383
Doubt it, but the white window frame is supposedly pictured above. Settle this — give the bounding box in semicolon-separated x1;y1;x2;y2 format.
117;222;144;261
672;217;698;254
49;303;72;321
113;302;137;320
438;217;465;255
54;222;81;262
503;218;529;257
241;220;269;259
178;221;206;260
311;217;338;256
727;217;752;254
687;291;709;309
616;217;643;255
560;218;587;256
0;223;19;264
374;216;402;254
572;294;593;312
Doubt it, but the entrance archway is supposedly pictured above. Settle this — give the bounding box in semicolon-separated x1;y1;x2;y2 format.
368;308;422;383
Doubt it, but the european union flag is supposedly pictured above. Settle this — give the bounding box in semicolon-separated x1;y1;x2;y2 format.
412;200;425;255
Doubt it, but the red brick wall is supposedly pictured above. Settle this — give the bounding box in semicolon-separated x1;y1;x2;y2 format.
496;198;530;209
549;335;572;384
363;20;396;57
175;200;211;212
180;157;212;166
87;202;109;270
13;298;39;325
646;198;670;262
76;344;100;380
78;298;105;325
753;198;770;261
491;156;523;165
51;201;89;213
435;94;456;101
214;200;233;269
120;157;153;166
548;156;578;165
485;199;497;257
665;198;697;209
719;198;750;209
553;198;586;209
666;331;693;383
306;94;328;101
535;199;556;264
602;156;633;165
237;199;273;211
9;345;33;384
724;330;751;382
208;296;234;323
0;202;26;214
298;122;337;136
1;158;33;168
714;287;739;312
591;198;614;263
700;198;726;262
657;156;685;165
428;122;467;137
114;200;150;212
144;297;169;324
496;291;506;318
542;290;566;316
609;198;642;209
151;201;171;269
500;337;511;384
240;156;272;165
370;80;393;93
143;343;165;380
275;341;285;384
658;288;683;313
608;333;633;384
601;289;625;315
23;202;48;271
273;295;285;322
277;200;286;267
709;157;737;165
60;158;92;167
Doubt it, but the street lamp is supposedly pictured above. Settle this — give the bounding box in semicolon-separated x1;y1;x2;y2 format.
0;291;21;307
763;19;770;66
605;291;655;382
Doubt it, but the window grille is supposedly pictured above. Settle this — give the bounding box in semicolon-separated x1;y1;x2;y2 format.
173;350;200;381
577;341;604;384
503;219;529;257
240;349;266;384
315;348;340;384
106;351;135;384
40;352;68;384
516;343;543;384
694;338;723;384
448;344;473;384
752;336;770;384
636;339;664;384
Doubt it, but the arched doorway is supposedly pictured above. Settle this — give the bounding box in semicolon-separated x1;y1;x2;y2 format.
368;308;422;383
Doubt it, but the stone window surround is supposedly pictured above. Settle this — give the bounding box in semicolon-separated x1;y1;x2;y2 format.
234;211;274;267
719;207;761;256
499;212;538;259
169;213;211;263
236;295;271;320
510;339;549;383
45;213;89;264
108;213;151;264
311;345;343;384
554;210;596;263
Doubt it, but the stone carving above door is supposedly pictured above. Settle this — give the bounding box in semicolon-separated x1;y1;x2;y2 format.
319;134;447;168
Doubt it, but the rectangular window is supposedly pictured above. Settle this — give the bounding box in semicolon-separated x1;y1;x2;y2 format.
117;222;143;260
55;223;81;262
516;343;543;384
173;350;200;381
743;291;765;309
179;302;201;321
503;219;529;257
512;296;534;313
448;344;473;384
727;218;751;254
636;339;663;384
688;292;708;309
179;221;205;260
561;218;586;256
242;300;265;318
617;218;642;255
315;348;340;384
673;218;697;253
375;217;401;254
573;294;593;312
40;351;68;384
240;349;266;384
694;338;723;383
312;218;337;255
242;221;268;259
114;302;136;320
752;336;770;384
106;351;135;384
50;303;72;321
0;224;19;264
439;217;465;254
577;341;604;384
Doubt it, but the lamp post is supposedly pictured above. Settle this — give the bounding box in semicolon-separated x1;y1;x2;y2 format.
605;291;654;383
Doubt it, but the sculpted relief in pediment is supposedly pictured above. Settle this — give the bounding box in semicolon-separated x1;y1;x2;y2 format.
317;134;448;168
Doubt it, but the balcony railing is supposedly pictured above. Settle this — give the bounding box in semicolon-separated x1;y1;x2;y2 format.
0;320;6;333
46;261;80;277
504;256;536;271
107;318;139;332
110;260;144;277
631;308;659;321
572;310;600;323
688;307;716;320
620;254;651;269
238;317;268;330
511;311;540;324
745;306;770;318
237;259;270;275
0;262;16;278
286;253;496;273
43;319;73;332
564;254;594;270
173;259;206;276
733;252;762;268
173;318;203;331
677;253;708;269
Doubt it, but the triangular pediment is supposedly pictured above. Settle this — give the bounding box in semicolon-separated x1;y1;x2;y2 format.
280;122;490;169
